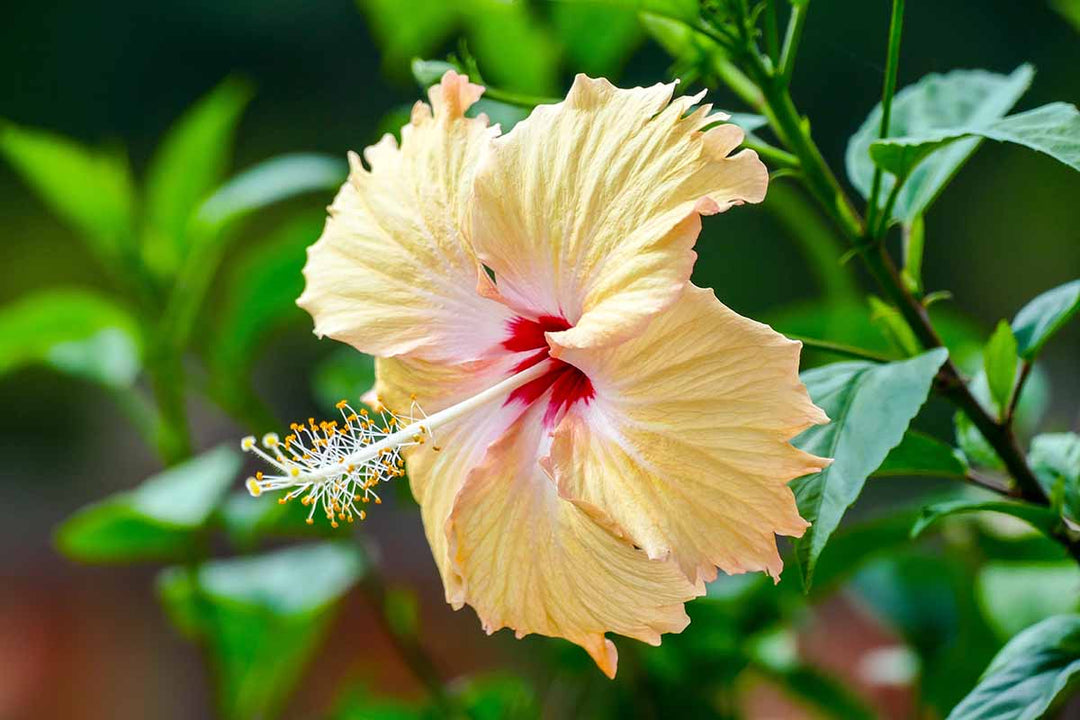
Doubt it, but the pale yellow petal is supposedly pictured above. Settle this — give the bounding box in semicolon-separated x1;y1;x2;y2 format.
449;404;701;678
550;285;828;585
298;71;514;363
374;353;522;606
471;74;768;350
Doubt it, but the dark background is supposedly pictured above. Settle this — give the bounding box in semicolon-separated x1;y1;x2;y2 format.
1;1;1077;717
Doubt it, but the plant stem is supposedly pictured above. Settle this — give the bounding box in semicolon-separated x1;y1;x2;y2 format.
866;0;905;233
690;16;1080;559
763;0;781;65
1004;360;1032;425
778;1;807;85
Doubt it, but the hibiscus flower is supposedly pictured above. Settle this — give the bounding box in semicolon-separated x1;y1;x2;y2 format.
242;71;828;677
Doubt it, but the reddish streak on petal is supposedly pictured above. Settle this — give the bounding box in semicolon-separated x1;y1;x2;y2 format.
502;315;594;425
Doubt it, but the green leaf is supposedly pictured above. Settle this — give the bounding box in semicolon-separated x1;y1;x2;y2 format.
0;121;134;267
158;543;364;720
976;561;1080;640
195;153;346;230
209;212;322;384
1052;0;1080;31
870;102;1080;181
143;77;253;276
791;349;948;587
464;0;559;95
0;289;141;388
911;499;1059;540
550;1;642;77
1029;432;1080;524
452;674;539;720
868;100;1080;180
358;0;458;73
946;614;1080;720
954;410;1003;470
873;430;968;479
313;348;376;413
846;65;1033;224
1011;278;1080;359
868;295;921;356
56;445;240;562
983;320;1018;418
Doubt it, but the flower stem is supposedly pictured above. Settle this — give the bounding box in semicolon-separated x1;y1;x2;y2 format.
866;0;906;233
778;1;807;85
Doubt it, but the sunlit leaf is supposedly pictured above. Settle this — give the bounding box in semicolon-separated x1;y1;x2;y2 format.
196;153;346;230
158;542;364;720
976;561;1080;640
1029;432;1080;524
791;349;948;588
0;289;141;388
983;320;1018;417
56;445;240;562
846;65;1033;224
0;121;134;266
143;77;253;276
1010;278;1080;359
869;102;1080;181
358;0;458;72
550;1;642;77
911;498;1059;540
1051;0;1080;31
873;431;968;479
946;614;1080;720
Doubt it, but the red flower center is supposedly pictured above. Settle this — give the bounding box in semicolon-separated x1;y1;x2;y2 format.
502;315;594;426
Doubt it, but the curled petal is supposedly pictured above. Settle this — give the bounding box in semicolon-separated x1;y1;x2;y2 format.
299;71;513;363
550;285;828;584
472;74;768;349
449;404;700;678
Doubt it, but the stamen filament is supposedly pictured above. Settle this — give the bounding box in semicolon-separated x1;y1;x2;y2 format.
240;359;553;525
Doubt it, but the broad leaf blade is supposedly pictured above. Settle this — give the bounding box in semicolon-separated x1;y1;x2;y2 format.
0;289;141;388
0;121;134;266
57;445;240;562
143;77;253;276
846;65;1033;224
946;614;1080;720
791;349;948;587
312;347;376;413
1011;278;1080;359
158;543;364;720
1029;432;1080;524
870;102;1080;179
873;430;968;479
911;499;1059;540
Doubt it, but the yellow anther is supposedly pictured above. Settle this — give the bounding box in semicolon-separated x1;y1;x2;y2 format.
360;510;367;520
331;520;339;528
262;432;279;448
306;518;314;525
241;436;256;451
256;471;264;480
336;399;348;410
374;497;382;505
278;498;286;505
290;467;301;477
245;477;262;497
